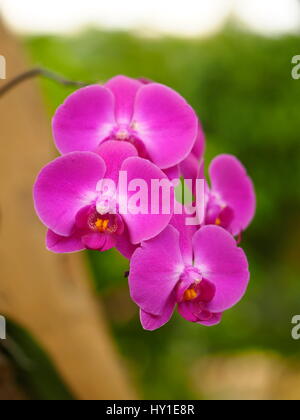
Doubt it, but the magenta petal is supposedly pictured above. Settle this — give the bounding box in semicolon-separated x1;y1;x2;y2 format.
116;230;138;260
179;152;199;185
177;302;199;323
34;152;106;236
198;159;205;181
193;226;250;313
105;75;143;124
96;140;138;184
75;205;93;229
82;232;116;251
218;206;235;229
101;234;118;252
46;230;85;254
120;157;174;244
197;312;223;327
129;226;184;316
179;122;205;186
209;154;256;235
82;233;106;250
164;165;180;181
178;300;222;326
192;122;206;160
140;294;176;331
133;84;198;169
170;212;197;266
198;279;216;303
53;85;115;154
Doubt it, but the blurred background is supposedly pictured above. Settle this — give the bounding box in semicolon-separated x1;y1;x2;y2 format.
0;0;300;400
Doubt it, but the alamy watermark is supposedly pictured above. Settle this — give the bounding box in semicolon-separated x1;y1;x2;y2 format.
0;55;6;80
292;56;300;80
95;175;206;226
0;316;6;340
291;315;300;340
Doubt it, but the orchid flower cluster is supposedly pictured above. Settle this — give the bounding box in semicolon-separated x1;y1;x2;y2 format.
34;76;256;331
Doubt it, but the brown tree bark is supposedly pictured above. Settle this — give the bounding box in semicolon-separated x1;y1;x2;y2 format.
0;21;135;400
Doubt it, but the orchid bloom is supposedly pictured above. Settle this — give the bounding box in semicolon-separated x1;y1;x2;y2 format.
33;141;173;254
52;75;199;171
129;214;249;331
204;154;256;236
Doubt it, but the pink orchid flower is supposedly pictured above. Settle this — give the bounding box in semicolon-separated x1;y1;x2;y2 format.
52;75;199;171
33;141;174;254
129;214;249;331
204;154;256;236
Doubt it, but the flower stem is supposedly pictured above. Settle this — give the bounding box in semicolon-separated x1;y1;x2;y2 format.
0;67;90;98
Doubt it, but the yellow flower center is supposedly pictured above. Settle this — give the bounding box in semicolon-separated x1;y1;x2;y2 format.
183;288;198;302
215;217;222;226
95;218;109;233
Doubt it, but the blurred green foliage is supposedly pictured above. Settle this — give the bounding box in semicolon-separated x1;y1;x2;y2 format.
24;27;300;399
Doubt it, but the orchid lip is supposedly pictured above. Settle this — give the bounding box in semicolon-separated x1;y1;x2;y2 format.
177;266;203;302
76;205;123;237
205;198;235;230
